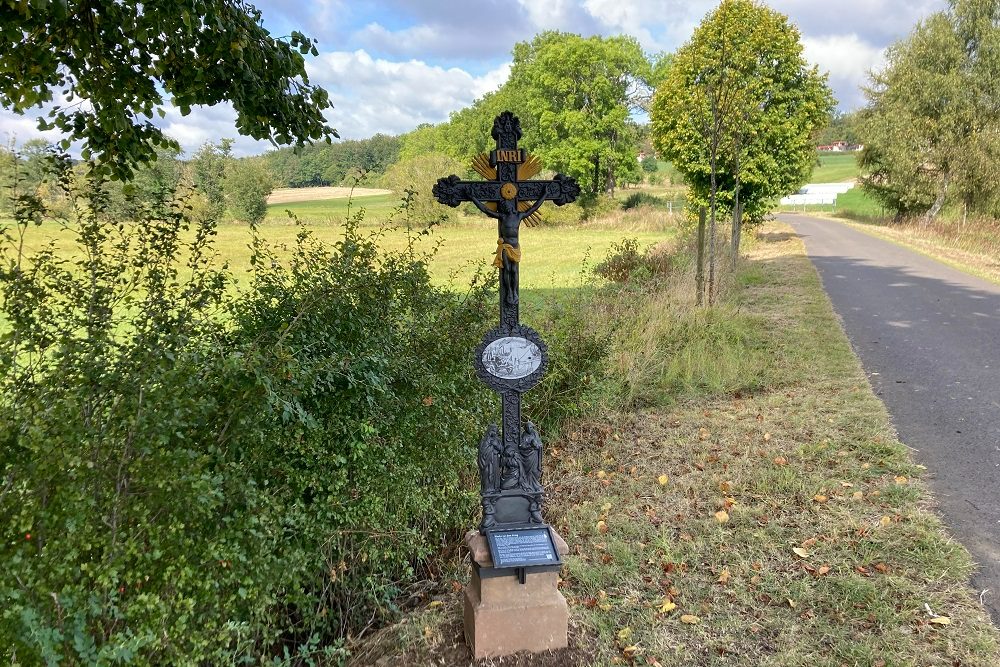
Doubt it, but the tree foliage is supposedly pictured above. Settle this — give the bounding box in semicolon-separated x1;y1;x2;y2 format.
651;0;833;223
382;153;466;223
224;157;273;224
859;0;1000;220
191;139;234;220
507;32;650;195
397;32;652;197
0;0;335;180
265;134;402;188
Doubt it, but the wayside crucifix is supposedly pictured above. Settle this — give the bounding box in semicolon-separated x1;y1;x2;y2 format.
434;112;580;536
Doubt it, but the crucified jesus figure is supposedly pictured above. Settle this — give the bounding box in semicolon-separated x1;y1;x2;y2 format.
468;196;546;306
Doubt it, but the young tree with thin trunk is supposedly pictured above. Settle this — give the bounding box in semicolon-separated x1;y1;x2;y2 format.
651;0;832;300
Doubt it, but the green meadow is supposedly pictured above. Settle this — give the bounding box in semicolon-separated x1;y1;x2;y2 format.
4;196;675;295
810;151;860;183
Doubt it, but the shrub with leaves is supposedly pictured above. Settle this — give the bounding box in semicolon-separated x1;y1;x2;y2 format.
0;154;493;664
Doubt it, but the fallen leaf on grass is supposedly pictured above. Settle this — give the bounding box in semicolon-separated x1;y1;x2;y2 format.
680;614;700;624
792;547;810;558
894;476;909;485
929;616;952;625
715;510;730;524
773;456;788;466
763;432;772;442
787;598;796;608
852;491;864;501
427;600;443;609
659;600;677;613
597;520;609;533
622;645;639;658
818;565;831;576
879;516;892;528
657;474;669;486
718;569;731;584
597;470;608;479
813;494;828;503
801;537;818;548
840;481;854;488
617;627;633;642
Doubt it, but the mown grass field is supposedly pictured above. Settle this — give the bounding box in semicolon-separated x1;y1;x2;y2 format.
1;189;679;312
265;192;399;224
353;222;1000;666
810;152;860;183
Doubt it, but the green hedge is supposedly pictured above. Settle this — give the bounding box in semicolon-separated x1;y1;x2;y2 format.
0;176;493;663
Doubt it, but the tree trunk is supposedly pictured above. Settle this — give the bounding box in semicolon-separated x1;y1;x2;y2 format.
696;206;706;306
925;171;949;223
731;132;741;266
731;201;743;266
592;154;600;196
708;167;717;306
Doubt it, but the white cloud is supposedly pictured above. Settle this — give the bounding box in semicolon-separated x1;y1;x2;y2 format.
0;0;953;158
767;0;945;46
516;0;576;30
801;34;886;109
158;104;271;157
0;110;64;148
308;50;511;138
581;0;697;51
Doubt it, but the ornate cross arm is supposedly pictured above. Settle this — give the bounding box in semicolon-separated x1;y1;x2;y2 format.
433;176;500;208
518;175;581;206
432;173;582;209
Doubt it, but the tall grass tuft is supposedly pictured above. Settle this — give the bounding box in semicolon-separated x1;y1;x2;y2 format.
595;230;777;407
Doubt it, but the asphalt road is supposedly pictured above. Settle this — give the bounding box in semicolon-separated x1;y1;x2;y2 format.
782;213;1000;622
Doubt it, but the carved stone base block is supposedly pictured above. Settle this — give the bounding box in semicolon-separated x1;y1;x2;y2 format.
463;529;570;659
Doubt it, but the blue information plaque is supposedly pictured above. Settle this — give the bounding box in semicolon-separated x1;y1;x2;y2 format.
486;526;561;569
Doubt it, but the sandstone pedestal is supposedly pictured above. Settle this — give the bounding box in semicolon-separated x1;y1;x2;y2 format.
463;528;570;659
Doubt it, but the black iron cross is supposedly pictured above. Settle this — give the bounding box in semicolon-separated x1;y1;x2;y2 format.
434;112;580;536
433;111;580;329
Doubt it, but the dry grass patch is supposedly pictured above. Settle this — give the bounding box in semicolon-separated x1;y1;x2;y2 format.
267;186;391;204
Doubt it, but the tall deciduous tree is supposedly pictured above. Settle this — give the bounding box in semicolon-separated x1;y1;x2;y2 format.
192;139;235;220
510;32;651;196
859;0;1000;221
0;0;335;180
651;0;832;302
225;158;273;225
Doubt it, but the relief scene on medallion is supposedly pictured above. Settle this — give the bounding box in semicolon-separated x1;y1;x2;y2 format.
482;336;542;380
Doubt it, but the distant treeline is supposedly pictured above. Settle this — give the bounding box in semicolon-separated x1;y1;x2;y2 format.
263;134;401;188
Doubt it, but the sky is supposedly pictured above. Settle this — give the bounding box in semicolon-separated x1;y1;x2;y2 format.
1;0;947;157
